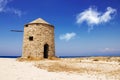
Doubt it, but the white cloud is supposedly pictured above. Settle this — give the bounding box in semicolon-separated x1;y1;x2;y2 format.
100;48;120;52
76;6;116;32
60;32;76;41
0;0;22;17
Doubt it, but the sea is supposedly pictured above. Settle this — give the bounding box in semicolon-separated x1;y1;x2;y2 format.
0;56;21;58
0;56;87;58
0;55;119;58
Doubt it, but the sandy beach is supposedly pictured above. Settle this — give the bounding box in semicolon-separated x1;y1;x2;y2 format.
0;57;120;80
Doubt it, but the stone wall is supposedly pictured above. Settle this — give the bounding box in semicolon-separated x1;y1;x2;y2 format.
22;23;55;59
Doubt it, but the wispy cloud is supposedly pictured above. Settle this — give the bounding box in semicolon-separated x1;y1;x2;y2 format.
0;0;22;17
100;48;120;53
59;32;76;41
76;6;116;32
0;0;7;12
5;8;22;17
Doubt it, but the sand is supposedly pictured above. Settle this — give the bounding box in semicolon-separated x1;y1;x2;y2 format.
0;58;120;80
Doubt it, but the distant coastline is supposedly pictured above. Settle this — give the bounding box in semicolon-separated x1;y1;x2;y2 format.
59;55;120;58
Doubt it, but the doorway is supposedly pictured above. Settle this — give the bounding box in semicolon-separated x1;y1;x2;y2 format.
44;44;49;58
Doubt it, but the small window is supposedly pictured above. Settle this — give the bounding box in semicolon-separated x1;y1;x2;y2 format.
25;25;28;27
29;36;33;41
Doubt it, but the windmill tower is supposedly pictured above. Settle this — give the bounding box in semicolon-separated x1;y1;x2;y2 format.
22;18;55;59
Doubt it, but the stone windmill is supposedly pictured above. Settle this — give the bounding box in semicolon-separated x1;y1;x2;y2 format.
22;18;55;59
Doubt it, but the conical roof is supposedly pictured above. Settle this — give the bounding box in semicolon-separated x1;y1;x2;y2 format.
29;18;50;25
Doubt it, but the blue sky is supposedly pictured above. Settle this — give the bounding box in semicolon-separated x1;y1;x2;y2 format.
0;0;120;56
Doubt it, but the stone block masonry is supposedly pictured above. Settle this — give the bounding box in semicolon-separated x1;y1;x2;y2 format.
22;18;55;59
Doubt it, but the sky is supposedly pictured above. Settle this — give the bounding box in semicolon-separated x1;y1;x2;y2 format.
0;0;120;56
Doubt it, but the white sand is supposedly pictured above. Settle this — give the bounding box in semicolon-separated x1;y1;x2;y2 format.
0;58;119;80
